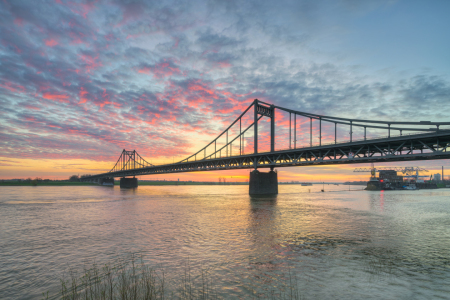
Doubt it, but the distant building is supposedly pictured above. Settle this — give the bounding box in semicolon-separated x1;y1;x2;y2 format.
378;170;403;183
434;173;441;181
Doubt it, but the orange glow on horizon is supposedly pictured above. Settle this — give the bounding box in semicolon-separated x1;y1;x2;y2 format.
0;155;383;182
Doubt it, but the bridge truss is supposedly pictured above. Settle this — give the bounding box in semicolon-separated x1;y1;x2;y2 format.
82;100;450;180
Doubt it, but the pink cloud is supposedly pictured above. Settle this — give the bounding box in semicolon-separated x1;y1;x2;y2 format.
45;39;58;47
42;92;70;103
0;81;26;93
69;30;87;45
14;18;24;26
68;0;98;19
24;104;41;110
78;53;102;73
216;61;232;68
25;116;37;122
78;87;88;104
116;2;144;27
138;61;182;79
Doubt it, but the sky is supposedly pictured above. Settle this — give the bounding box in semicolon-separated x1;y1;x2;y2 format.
0;0;449;181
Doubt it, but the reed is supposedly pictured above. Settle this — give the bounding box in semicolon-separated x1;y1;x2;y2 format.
42;255;303;300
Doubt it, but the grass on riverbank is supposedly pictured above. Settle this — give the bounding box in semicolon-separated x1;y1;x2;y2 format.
42;256;303;300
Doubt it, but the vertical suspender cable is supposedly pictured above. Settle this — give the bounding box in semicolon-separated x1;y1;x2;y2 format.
319;117;322;146
294;114;296;149
350;121;353;142
270;105;275;152
289;112;291;149
240;118;242;155
226;130;228;157
335;122;337;144
254;100;258;154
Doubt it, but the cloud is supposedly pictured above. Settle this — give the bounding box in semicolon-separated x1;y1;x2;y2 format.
0;0;449;177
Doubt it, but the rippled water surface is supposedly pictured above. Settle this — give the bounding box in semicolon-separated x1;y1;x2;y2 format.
1;184;449;299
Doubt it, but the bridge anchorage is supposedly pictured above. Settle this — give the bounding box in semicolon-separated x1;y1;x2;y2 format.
82;99;450;194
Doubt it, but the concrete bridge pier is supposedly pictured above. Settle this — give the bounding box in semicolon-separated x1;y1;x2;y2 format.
249;168;278;195
120;177;138;188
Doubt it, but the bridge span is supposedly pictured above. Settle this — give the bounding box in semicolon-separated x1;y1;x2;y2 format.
82;99;450;193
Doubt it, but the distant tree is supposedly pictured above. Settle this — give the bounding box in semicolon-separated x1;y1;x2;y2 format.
80;174;92;178
69;175;80;182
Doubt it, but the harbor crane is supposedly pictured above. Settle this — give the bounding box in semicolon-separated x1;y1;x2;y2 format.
354;163;429;181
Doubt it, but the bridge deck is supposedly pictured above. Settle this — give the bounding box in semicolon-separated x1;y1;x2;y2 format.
83;130;450;180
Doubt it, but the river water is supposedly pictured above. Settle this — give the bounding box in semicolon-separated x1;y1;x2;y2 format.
0;184;449;299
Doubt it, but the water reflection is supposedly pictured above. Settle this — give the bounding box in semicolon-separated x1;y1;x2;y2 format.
368;191;385;213
248;195;278;265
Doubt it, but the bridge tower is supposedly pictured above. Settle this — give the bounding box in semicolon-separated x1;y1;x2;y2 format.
250;99;278;195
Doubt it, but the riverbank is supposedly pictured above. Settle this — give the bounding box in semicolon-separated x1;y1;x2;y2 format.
0;181;248;186
0;181;98;186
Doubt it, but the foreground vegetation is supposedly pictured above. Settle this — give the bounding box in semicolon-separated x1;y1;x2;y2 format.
42;256;303;300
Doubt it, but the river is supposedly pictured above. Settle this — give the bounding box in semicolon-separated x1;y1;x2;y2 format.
0;184;449;299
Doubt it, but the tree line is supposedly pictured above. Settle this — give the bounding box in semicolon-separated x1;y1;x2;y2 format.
68;174;92;182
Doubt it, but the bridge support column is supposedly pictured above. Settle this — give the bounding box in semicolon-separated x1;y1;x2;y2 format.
249;170;278;195
120;177;138;188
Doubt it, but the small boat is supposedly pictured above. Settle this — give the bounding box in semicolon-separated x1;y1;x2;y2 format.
403;184;417;190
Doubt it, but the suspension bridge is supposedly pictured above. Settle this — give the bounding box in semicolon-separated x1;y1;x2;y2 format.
82;99;450;193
